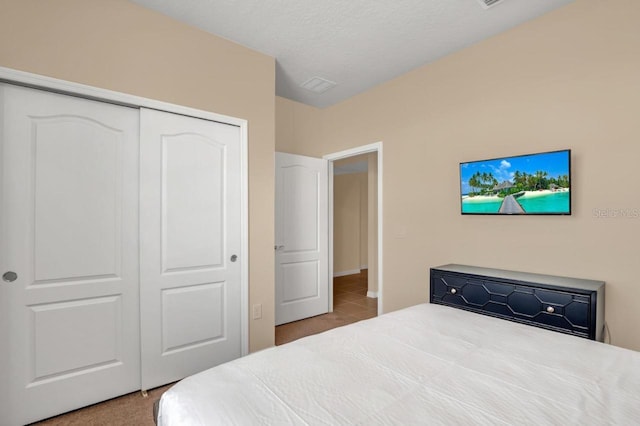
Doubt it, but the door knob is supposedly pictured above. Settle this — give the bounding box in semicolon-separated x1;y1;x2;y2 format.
230;255;238;262
2;271;17;282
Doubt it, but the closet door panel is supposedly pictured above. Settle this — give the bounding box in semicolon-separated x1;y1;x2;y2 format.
0;84;140;425
162;134;224;271
140;108;241;389
33;115;121;281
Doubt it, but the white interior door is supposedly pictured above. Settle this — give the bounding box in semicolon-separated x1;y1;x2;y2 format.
275;152;328;325
140;108;242;389
0;84;140;425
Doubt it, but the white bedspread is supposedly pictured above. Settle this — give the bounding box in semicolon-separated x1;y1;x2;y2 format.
158;303;640;425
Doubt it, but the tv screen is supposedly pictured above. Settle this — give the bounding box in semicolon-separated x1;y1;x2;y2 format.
460;149;571;215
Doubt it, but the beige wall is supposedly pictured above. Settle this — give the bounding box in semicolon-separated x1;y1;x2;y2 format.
359;173;368;268
367;153;378;295
276;97;325;154
276;0;640;351
0;0;276;352
333;173;364;274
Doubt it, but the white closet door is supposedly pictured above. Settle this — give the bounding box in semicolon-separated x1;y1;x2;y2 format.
140;108;242;389
0;84;140;425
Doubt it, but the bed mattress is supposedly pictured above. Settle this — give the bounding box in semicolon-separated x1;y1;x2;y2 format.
158;303;640;425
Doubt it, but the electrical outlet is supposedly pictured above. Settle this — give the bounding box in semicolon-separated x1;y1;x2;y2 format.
252;303;262;320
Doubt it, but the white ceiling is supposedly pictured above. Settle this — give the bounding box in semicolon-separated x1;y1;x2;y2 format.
131;0;573;108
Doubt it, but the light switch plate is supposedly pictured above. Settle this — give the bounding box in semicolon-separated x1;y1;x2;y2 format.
252;303;262;320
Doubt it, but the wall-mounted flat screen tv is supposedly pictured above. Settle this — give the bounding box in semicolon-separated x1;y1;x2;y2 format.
460;149;571;215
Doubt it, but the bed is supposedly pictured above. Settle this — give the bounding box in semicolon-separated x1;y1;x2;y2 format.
157;301;640;425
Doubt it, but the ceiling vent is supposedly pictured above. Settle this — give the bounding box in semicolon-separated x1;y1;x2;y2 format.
477;0;506;9
300;77;337;94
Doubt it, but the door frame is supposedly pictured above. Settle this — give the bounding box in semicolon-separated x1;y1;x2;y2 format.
324;142;383;314
0;66;250;356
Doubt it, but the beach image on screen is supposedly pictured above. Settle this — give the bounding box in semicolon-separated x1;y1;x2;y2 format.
460;150;570;215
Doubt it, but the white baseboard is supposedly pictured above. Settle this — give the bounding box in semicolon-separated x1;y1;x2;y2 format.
367;291;378;298
360;265;368;270
333;269;361;277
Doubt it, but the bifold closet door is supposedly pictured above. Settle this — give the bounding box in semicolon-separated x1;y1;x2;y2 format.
139;108;242;390
0;84;141;425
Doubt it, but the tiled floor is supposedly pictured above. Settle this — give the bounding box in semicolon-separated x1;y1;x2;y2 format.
333;269;378;320
275;270;377;345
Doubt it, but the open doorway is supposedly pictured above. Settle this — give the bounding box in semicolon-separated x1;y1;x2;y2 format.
274;143;382;345
325;142;383;316
331;154;377;319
